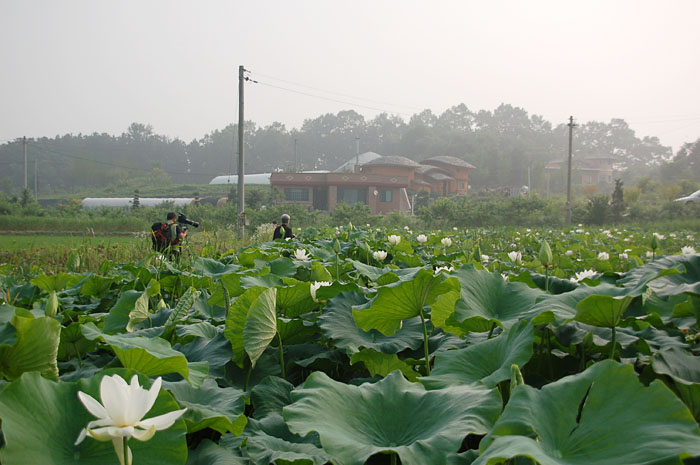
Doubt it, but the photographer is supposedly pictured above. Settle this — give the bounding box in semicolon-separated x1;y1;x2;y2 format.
166;212;187;257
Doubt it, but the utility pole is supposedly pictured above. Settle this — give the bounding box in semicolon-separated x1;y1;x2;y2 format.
355;136;360;166
565;116;576;225
237;65;246;239
294;138;298;172
34;158;38;199
23;136;27;189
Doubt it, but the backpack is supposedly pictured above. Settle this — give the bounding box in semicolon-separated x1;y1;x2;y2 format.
151;222;180;252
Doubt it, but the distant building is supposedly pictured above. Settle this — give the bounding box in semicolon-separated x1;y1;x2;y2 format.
269;152;476;214
545;155;615;187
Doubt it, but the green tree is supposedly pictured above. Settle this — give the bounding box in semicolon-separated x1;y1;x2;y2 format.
611;179;624;222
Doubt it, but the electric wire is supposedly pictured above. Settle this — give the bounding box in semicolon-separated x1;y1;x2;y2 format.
250;71;425;112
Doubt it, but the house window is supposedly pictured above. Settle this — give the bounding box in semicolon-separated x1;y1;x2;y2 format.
284;188;309;202
337;188;367;205
459;182;465;190
379;189;393;203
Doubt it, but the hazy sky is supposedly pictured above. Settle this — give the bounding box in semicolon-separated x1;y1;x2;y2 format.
2;0;699;152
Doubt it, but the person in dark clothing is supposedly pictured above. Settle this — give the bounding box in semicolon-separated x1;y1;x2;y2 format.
273;214;295;240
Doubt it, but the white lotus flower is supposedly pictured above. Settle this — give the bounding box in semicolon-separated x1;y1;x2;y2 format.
670;233;677;238
653;233;666;240
388;235;401;246
597;252;610;261
310;281;332;302
404;225;410;231
441;237;452;247
507;251;522;263
373;250;387;261
434;266;454;274
646;251;654;259
619;253;628;260
481;254;490;264
570;269;597;283
294;249;309;261
453;227;458;231
575;229;584;233
416;234;428;244
681;246;696;255
75;374;186;465
565;250;574;257
501;273;509;282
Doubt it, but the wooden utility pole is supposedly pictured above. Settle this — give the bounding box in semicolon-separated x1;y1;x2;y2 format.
34;158;38;199
23;136;27;189
294;138;298;172
237;65;246;239
565;116;576;225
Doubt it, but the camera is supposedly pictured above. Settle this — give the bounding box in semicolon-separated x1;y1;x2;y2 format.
177;213;200;228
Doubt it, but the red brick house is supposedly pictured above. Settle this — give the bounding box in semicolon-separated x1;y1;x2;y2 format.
269;152;475;214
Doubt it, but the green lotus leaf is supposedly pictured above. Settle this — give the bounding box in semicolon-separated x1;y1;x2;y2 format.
277;318;318;346
349;348;420;381
176;321;218;339
192;257;242;277
310;260;333;282
0;370;187;465
0;313;60;380
185;439;247;465
450;265;543;332
163;378;247;435
103;290;146;334
80;274;115;298
421;319;534;389
30;272;81;292
267;257;297;278
474;360;700;465
430;290;464;337
284;371;502;465
96;331;203;386
241;274;283;290
176;332;232;379
277;280;315;317
646;254;700;297
574;294;634;328
244;287;278;368
618;254;698;294
244;413;331;465
652;348;700;421
126;290;150;332
58;322;97;361
225;286;266;367
353;268;459;336
250;375;294;419
529;283;642;327
319;292;423;353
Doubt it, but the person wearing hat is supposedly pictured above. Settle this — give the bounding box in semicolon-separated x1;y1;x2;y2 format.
273;214;296;240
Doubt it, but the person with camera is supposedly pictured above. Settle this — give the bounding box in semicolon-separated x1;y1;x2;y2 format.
166;212;187;258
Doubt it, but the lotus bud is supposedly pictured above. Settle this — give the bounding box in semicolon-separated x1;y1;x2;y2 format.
539;240;553;267
650;234;659;251
510;364;524;394
45;290;58;318
472;245;482;263
332;238;341;254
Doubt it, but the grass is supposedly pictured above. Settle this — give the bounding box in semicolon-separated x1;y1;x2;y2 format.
0;230;244;274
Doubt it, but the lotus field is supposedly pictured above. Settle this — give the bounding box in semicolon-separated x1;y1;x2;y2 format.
1;225;700;465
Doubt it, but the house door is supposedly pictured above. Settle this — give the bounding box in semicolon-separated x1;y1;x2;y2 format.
313;187;328;210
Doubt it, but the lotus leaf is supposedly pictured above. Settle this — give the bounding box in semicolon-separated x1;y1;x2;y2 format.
474;360;700;465
284;370;501;465
421;319;534;389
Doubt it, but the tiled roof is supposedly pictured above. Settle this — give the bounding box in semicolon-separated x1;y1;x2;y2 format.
364;156;421;167
421;156;476;169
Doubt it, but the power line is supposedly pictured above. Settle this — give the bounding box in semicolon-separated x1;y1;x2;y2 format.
253;79;415;118
250;71;425;112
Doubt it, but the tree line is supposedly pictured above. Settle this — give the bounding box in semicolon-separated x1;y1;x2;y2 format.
0;103;696;196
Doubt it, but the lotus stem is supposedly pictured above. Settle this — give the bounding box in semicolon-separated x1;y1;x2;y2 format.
419;307;431;375
277;332;286;379
391;452;398;465
487;322;496;339
609;326;616;360
244;363;252;393
544;266;549;293
123;437;130;465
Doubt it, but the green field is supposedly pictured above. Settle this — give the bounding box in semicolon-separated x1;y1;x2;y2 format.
0;234;138;251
